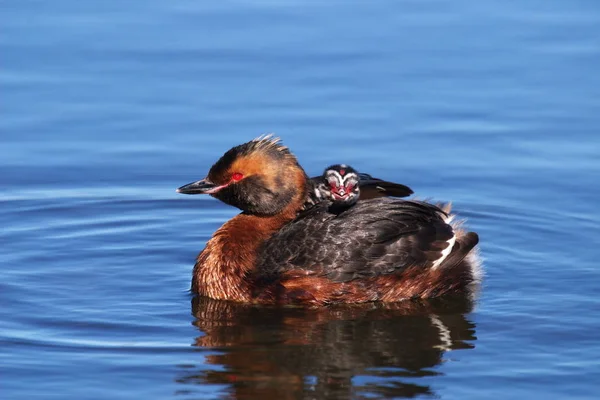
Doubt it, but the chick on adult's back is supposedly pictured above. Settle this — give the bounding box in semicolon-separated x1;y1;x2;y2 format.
304;163;414;211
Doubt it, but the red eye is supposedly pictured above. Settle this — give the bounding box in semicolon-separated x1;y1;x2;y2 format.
231;172;243;182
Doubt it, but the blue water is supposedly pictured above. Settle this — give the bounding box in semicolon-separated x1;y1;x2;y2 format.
2;1;600;399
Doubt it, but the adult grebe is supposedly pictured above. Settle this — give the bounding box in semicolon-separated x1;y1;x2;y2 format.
177;136;481;305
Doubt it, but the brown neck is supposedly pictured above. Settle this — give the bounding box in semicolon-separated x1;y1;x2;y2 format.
192;184;306;302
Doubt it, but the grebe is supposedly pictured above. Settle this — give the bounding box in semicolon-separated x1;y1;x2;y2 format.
177;136;481;305
315;164;361;207
304;164;413;211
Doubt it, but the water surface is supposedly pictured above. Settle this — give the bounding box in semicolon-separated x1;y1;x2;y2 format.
2;1;600;399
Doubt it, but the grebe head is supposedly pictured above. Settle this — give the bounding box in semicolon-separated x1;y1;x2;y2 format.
320;164;360;206
177;136;307;215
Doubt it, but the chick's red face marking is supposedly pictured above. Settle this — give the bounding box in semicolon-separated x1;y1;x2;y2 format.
322;165;360;203
328;177;338;190
327;177;346;198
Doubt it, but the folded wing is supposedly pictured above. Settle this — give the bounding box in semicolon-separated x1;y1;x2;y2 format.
258;199;456;282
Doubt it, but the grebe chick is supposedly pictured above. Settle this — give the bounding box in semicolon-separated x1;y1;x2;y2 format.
305;165;413;211
177;136;481;305
318;164;361;209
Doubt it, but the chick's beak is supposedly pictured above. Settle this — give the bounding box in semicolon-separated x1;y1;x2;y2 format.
177;179;224;195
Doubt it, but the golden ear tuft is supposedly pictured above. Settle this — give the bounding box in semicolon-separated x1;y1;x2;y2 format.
251;133;289;153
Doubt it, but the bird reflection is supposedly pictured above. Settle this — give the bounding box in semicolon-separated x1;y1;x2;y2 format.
177;296;477;399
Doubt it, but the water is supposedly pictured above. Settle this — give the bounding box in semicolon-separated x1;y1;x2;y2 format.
2;1;599;399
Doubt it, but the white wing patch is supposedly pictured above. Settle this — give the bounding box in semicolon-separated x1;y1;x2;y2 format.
431;213;456;269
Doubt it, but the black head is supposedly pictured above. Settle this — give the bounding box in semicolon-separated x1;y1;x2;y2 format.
177;136;308;215
320;164;360;207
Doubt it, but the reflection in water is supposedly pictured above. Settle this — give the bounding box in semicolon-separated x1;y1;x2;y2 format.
177;297;477;399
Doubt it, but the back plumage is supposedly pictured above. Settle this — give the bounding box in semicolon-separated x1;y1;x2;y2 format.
258;199;478;283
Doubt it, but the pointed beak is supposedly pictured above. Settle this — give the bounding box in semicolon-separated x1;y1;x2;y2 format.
330;186;347;199
177;179;224;195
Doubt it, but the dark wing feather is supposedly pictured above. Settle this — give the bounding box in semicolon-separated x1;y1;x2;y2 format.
258;199;453;282
357;173;414;199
